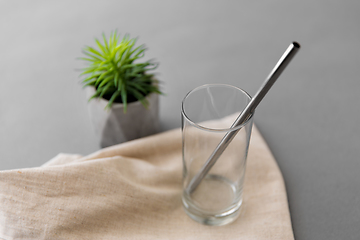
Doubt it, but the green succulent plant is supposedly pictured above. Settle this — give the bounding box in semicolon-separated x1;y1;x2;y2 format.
80;31;161;112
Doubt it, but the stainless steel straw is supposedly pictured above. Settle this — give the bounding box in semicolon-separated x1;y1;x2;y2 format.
187;41;301;194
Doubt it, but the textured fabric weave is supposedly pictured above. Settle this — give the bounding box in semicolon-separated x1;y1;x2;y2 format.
0;116;294;239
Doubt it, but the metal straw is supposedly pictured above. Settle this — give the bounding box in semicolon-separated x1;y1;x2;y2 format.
187;42;301;194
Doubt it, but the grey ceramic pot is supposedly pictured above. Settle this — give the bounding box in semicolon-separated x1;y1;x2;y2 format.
86;87;160;148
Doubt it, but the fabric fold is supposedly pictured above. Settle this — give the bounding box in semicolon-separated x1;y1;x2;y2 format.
0;119;294;239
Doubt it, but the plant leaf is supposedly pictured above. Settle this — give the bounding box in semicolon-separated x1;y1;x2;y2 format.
117;75;123;91
106;90;120;109
102;33;110;54
95;72;109;85
83;79;97;87
88;91;101;101
114;71;119;88
130;88;149;108
116;45;128;65
95;38;106;56
85;46;105;59
82;74;100;83
121;86;127;113
129;44;143;56
128;81;146;94
98;75;114;88
79;57;100;63
99;81;113;97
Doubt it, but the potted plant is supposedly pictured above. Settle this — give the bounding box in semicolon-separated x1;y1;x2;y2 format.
80;31;162;148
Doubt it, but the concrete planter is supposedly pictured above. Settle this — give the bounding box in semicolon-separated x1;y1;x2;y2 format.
86;87;160;148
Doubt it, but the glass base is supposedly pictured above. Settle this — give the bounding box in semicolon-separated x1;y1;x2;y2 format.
182;174;243;226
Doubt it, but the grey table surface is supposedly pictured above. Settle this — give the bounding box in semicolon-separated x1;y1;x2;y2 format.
1;1;359;239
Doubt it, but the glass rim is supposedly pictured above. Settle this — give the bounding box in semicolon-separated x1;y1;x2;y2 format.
181;84;254;132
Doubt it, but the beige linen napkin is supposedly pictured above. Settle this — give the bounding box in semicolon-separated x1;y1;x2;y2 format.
0;117;294;239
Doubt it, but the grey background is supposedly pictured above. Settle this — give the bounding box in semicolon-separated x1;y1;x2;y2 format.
1;1;359;239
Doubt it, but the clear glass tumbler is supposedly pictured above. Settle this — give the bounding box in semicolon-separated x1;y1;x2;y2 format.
181;84;254;226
